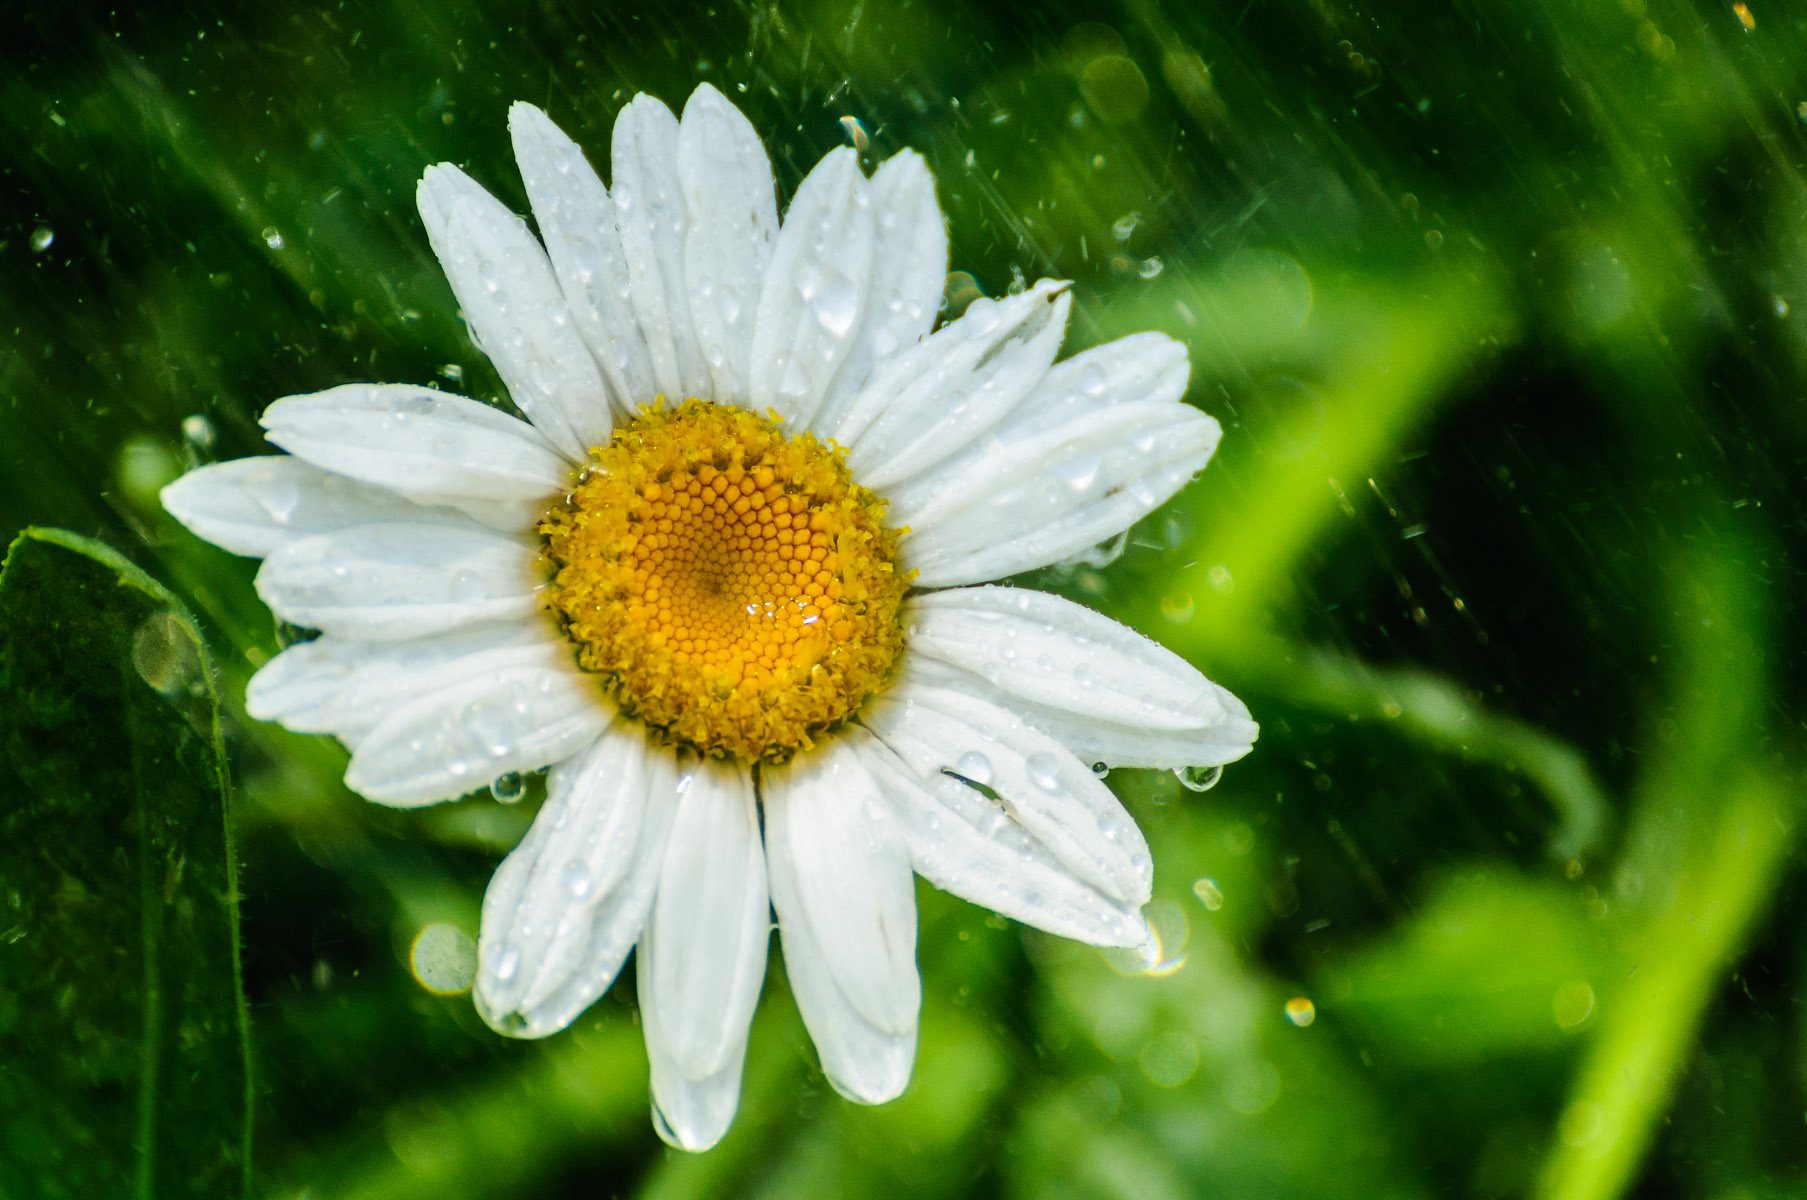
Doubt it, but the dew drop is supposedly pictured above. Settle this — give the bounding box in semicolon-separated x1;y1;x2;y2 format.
489;771;526;803
1077;365;1109;396
29;226;54;253
492;945;521;982
1139;256;1165;279
261;226;284;249
1111;212;1139;241
1091;761;1111;779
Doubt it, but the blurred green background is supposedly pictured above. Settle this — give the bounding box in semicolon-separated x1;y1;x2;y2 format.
3;0;1806;1196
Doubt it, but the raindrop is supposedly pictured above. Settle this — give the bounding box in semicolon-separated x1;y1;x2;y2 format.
492;945;521;982
1091;761;1111;779
489;772;526;803
1025;751;1064;792
954;751;993;785
410;924;478;995
561;860;593;898
961;298;1002;336
1139;256;1165;279
1111;213;1139;241
261;226;284;249
132;612;202;698
1174;764;1223;792
1077;365;1108;396
29;226;54;253
180;413;216;452
812;274;859;336
449;570;487;603
1054;450;1102;490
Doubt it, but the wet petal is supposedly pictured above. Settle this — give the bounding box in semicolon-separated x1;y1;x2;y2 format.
417;164;612;459
161;456;471;558
509;102;652;419
764;739;919;1103
612;94;712;403
678;83;779;404
475;728;680;1036
343;662;608;806
254;522;540;639
749;148;875;431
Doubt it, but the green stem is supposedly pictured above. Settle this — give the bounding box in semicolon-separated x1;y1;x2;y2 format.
1533;772;1793;1200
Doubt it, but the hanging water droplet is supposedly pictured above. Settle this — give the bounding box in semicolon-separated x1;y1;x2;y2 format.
1111;212;1139;240
1091;761;1111;779
1174;764;1223;792
489;771;526;803
29;226;54;253
954;751;993;785
1139;255;1165;279
261;226;284;249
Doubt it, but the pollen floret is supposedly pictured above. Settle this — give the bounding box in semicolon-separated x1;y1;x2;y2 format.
542;400;907;761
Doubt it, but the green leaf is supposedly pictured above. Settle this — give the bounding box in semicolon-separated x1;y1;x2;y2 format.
0;528;251;1199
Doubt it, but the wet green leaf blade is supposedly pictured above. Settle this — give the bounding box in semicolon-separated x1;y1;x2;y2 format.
0;528;251;1200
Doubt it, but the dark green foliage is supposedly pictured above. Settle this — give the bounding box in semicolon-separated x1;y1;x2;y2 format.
0;530;250;1200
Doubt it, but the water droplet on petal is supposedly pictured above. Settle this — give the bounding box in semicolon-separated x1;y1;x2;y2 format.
493;945;521;982
561;859;593;897
954;751;993;785
1025;751;1063;792
489;771;526;803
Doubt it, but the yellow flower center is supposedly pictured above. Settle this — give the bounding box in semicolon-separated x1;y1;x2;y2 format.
541;400;908;762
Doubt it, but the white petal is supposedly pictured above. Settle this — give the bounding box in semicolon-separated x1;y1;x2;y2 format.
260;384;567;522
640;965;747;1152
764;740;919;1104
749;148;875;431
863;680;1152;906
810;150;947;433
678;84;778;404
612;94;712;403
245;620;560;747
907;585;1236;731
161;456;469;558
254;522;539;639
993;331;1188;434
417;164;612;460
848;725;1149;947
641;759;769;1079
509;102;652;420
833;282;1070;490
475;727;681;1037
892;399;1221;588
343;662;609;807
909;656;1257;770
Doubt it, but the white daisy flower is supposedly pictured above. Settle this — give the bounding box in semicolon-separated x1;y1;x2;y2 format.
162;84;1257;1150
